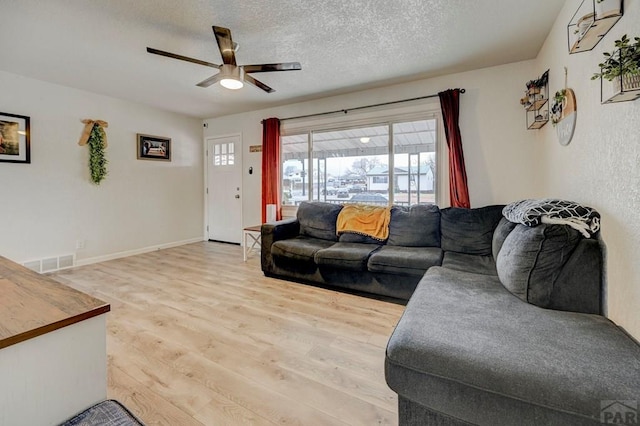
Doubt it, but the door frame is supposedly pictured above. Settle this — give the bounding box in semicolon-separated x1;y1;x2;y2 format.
203;132;243;242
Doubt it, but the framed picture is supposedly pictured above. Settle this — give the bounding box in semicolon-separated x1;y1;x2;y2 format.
137;133;171;161
0;112;30;164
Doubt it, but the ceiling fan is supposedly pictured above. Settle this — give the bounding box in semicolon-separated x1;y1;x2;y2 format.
147;25;301;93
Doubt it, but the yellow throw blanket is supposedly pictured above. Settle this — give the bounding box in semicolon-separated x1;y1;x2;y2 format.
336;204;391;241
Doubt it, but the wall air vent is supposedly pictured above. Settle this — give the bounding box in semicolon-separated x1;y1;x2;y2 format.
23;260;42;273
22;254;76;274
58;255;74;269
41;257;59;273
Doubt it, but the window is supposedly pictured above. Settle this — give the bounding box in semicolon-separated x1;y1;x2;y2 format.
282;117;438;207
213;142;234;166
282;134;309;205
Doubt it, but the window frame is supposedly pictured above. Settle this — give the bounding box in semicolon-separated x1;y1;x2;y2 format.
281;103;446;210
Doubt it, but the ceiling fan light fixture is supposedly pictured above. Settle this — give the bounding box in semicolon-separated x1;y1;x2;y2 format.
220;78;244;90
219;64;245;90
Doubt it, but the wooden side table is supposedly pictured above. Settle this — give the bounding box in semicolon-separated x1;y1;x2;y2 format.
243;225;262;261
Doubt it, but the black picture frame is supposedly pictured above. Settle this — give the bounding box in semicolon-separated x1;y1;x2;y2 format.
137;133;171;161
0;112;30;164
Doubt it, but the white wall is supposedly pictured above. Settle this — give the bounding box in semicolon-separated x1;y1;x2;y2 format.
0;71;204;264
204;60;541;228
535;1;640;339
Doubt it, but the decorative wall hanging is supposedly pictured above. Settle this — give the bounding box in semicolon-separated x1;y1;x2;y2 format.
78;119;108;184
592;34;640;103
520;70;549;130
137;134;171;161
551;68;577;146
567;0;622;54
0;112;30;164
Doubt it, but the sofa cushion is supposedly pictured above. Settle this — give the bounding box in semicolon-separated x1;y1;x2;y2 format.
271;236;335;272
315;242;381;272
339;232;383;245
368;246;443;276
440;205;504;255
441;252;496;276
297;201;343;241
385;267;640;426
496;224;582;307
388;204;441;247
492;217;517;259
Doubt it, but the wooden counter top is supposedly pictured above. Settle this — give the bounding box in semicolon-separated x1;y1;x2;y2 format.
0;256;110;350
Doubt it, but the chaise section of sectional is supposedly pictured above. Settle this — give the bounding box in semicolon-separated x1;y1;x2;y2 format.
386;266;640;426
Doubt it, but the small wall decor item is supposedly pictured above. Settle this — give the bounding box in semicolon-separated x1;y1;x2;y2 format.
551;89;577;146
78;119;108;184
137;134;171;161
567;0;622;54
592;34;640;103
520;69;549;130
0;112;30;164
551;67;578;146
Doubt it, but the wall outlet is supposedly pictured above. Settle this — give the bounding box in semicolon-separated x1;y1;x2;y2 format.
76;239;85;250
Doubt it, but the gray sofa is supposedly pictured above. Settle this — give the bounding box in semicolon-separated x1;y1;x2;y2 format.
262;201;508;301
261;201;640;425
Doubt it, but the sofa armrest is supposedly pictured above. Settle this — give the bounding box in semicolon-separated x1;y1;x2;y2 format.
261;218;300;274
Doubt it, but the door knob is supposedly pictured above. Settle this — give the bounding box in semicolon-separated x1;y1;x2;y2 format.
235;194;240;199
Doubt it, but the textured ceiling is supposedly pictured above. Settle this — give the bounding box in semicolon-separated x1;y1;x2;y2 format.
0;0;564;119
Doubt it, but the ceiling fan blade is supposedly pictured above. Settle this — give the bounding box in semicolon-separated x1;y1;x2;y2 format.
213;26;237;66
146;47;220;69
243;62;302;73
196;74;223;88
244;74;274;93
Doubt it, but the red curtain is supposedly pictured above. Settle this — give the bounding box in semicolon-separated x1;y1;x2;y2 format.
439;89;470;208
261;118;282;222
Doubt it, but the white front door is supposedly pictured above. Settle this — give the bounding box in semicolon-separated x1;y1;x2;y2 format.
206;135;242;243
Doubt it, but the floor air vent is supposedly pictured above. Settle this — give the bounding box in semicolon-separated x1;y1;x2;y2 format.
23;254;76;273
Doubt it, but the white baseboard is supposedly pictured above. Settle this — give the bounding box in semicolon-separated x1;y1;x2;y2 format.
75;237;204;267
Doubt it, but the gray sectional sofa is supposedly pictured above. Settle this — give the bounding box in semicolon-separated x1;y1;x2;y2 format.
261;201;640;425
262;201;507;301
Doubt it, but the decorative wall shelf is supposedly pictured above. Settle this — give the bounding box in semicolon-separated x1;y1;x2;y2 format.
520;70;549;130
567;0;623;54
600;72;640;103
593;35;640;104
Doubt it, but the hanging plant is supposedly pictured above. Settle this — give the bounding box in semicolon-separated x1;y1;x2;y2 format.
88;124;108;184
78;119;109;185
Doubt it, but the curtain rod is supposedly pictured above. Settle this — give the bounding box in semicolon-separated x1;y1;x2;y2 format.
262;88;465;123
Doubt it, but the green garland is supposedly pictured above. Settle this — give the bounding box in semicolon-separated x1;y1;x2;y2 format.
87;124;108;184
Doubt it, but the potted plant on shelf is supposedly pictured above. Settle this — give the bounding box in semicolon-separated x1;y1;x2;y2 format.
525;69;549;96
592;34;640;92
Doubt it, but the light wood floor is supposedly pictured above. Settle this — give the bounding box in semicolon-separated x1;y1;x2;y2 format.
51;242;405;425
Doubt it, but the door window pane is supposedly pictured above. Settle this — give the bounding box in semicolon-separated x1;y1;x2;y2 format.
212;141;236;167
